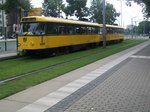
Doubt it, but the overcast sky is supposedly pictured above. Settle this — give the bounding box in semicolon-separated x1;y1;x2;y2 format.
31;0;144;28
106;0;144;28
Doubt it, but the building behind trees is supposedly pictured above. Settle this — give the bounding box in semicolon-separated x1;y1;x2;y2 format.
0;0;7;37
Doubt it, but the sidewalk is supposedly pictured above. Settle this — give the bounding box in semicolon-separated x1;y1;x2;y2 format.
0;40;150;112
0;51;17;59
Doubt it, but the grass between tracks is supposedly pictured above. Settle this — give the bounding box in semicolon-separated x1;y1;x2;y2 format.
0;39;147;99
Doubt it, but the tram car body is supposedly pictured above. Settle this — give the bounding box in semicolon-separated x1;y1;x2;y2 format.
18;16;124;54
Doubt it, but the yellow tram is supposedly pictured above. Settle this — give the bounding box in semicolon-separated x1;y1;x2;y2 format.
18;16;124;54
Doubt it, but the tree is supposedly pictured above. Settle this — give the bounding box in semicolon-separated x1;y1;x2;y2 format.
0;0;31;22
0;0;31;14
137;21;150;34
0;0;31;37
0;0;31;24
105;3;120;24
126;0;150;17
89;0;102;23
43;0;64;17
90;0;120;24
64;0;89;20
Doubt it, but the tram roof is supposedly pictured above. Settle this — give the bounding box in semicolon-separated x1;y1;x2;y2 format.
105;24;123;29
21;16;123;29
21;16;101;27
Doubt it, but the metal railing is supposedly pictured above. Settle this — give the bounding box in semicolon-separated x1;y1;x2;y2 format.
0;39;17;52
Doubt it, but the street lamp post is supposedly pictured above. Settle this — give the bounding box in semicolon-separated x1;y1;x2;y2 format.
102;0;106;48
2;0;7;51
117;0;122;26
131;16;137;38
143;18;146;36
120;0;122;26
134;21;137;38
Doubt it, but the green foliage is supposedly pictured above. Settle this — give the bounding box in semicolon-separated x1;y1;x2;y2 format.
138;21;150;34
21;0;31;10
90;0;120;24
126;0;150;17
90;0;102;23
125;20;150;35
0;0;31;14
139;0;150;17
43;0;64;17
43;0;119;22
106;3;120;24
64;0;89;20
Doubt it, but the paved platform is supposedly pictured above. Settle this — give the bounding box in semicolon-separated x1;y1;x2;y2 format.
52;55;150;112
0;51;17;59
0;40;150;112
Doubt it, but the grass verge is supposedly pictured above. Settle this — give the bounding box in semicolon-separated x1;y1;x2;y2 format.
0;39;147;99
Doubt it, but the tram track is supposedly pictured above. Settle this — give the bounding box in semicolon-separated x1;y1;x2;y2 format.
0;41;141;85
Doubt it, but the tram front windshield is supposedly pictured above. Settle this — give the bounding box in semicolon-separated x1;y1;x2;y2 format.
19;22;45;36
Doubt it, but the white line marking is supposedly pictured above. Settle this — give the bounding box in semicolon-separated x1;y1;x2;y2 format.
130;55;150;59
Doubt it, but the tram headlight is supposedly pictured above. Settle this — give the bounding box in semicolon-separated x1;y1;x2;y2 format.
18;43;21;47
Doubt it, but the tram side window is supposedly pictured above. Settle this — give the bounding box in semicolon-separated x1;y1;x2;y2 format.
114;28;118;34
99;28;103;34
89;27;95;34
85;27;88;34
118;29;121;34
114;28;123;34
46;23;58;35
58;24;75;35
75;26;81;34
35;23;45;35
120;29;124;34
95;27;100;34
58;26;65;34
116;28;120;34
46;23;101;35
111;28;113;33
117;29;120;34
107;28;113;34
86;27;99;34
107;28;110;34
91;27;95;34
80;26;87;34
112;28;114;34
120;29;122;33
118;29;120;34
113;28;117;34
114;28;116;34
87;27;91;34
121;29;124;33
66;25;74;34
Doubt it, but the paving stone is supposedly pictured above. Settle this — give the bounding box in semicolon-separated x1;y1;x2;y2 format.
46;44;150;112
62;58;150;112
